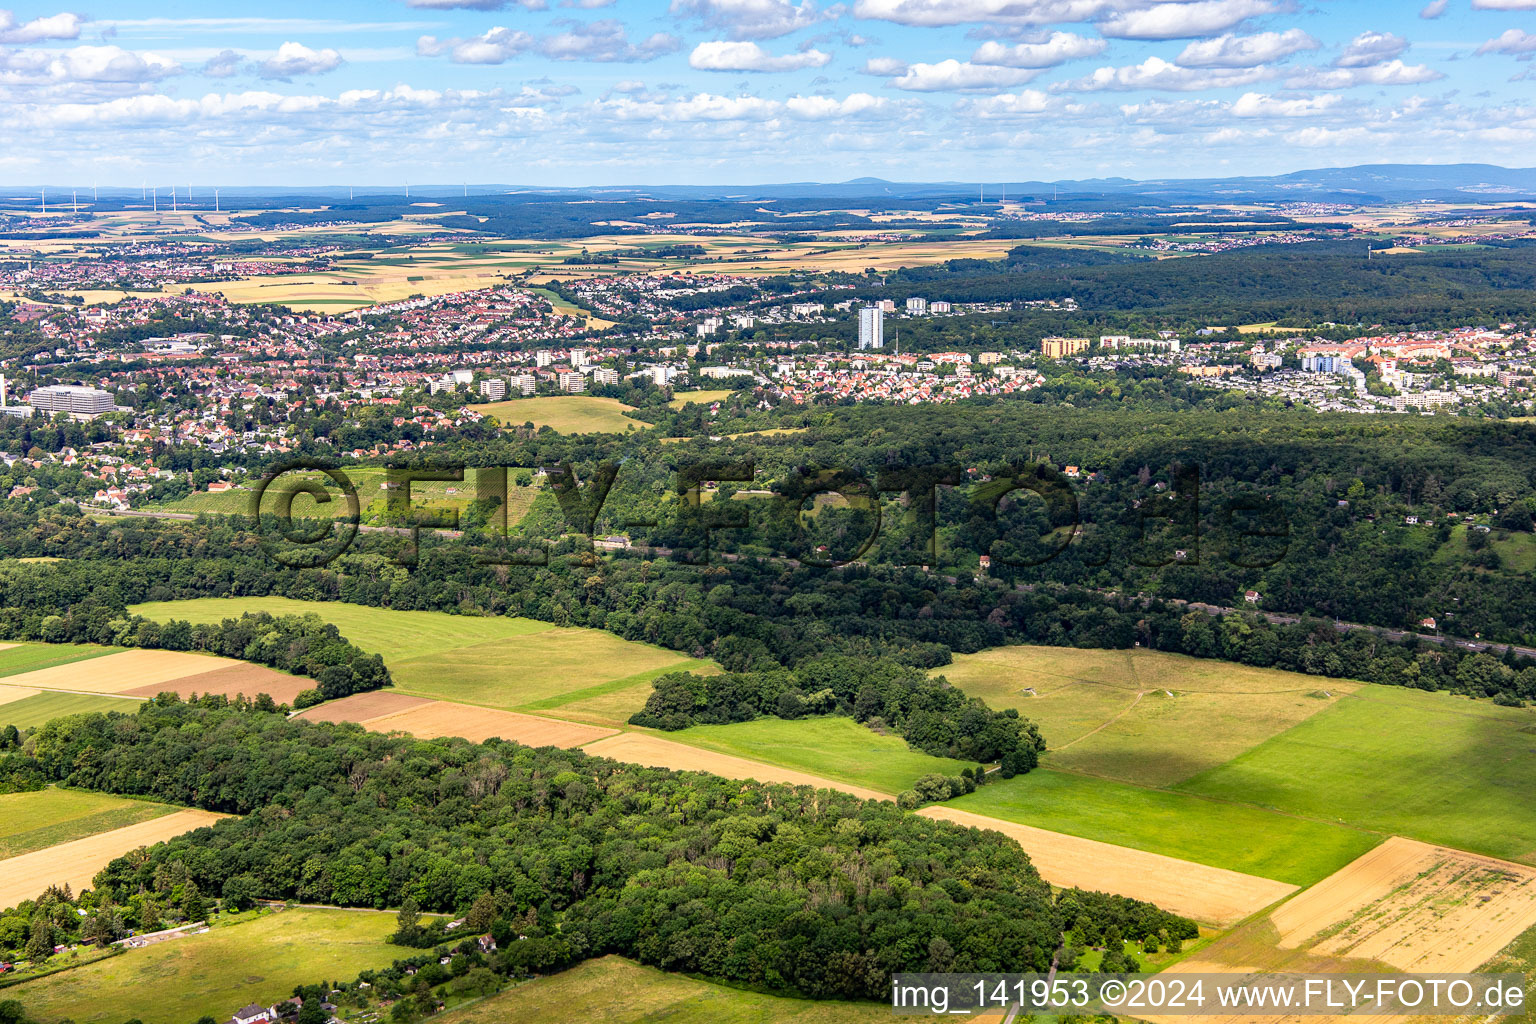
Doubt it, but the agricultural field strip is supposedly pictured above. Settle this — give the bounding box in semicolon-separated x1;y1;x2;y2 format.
579;732;1289;927
919;806;1297;928
0;809;229;909
0;649;247;695
1269;837;1536;973
348;698;618;747
0;682;41;705
1142;839;1536;1024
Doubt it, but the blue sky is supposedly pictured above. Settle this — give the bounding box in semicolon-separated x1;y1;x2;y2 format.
1;0;1534;186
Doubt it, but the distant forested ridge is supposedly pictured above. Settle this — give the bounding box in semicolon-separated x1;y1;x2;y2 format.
804;240;1536;327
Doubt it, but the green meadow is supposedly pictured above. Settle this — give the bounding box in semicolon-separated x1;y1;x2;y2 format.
670;716;974;796
948;768;1379;887
129;597;554;663
1178;684;1536;864
11;908;403;1024
0;693;142;732
129;598;710;718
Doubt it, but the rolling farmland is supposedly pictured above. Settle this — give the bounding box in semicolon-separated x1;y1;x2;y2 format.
938;644;1363;785
132;598;710;721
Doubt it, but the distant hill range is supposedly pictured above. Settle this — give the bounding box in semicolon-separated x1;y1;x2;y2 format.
5;164;1535;214
584;164;1536;204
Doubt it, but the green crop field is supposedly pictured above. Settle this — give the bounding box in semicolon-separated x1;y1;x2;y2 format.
441;955;889;1024
1178;684;1536;864
0;643;122;680
0;693;143;732
938;644;1363;786
12;908;404;1024
129;597;556;663
668;388;736;409
949;769;1380;887
669;716;974;795
0;787;178;859
389;633;706;713
476;396;648;434
129;598;711;717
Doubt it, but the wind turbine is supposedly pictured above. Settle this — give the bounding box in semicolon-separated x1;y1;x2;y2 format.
170;186;177;212
215;189;220;213
152;186;157;212
72;190;78;214
405;181;410;198
40;187;45;215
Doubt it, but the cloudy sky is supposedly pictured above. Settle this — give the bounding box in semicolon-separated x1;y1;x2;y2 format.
2;0;1534;186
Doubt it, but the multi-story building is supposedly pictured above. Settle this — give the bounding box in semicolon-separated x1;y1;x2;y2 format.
511;373;537;396
478;378;508;401
1040;336;1090;359
905;297;928;315
29;384;114;415
558;371;587;393
591;367;619;386
858;306;884;350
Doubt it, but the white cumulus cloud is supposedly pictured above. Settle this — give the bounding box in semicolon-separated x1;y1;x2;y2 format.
1334;30;1409;68
690;40;831;71
1288;60;1443;89
1177;29;1319;68
1477;28;1536;55
0;9;83;43
889;58;1043;91
851;0;1118;27
670;0;821;39
1061;55;1275;91
257;42;344;79
970;31;1106;68
0;44;180;85
417;28;535;64
1098;0;1274;41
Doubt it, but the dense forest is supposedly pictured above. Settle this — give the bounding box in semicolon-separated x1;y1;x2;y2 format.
0;702;1195;1002
0;500;1532;706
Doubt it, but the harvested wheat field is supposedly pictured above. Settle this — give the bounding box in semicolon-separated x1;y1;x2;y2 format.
2;649;244;694
295;691;434;724
363;700;617;747
919;805;1297;927
1270;836;1536;972
122;662;309;703
1144;839;1536;1024
0;683;40;706
0;809;227;907
582;733;890;803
